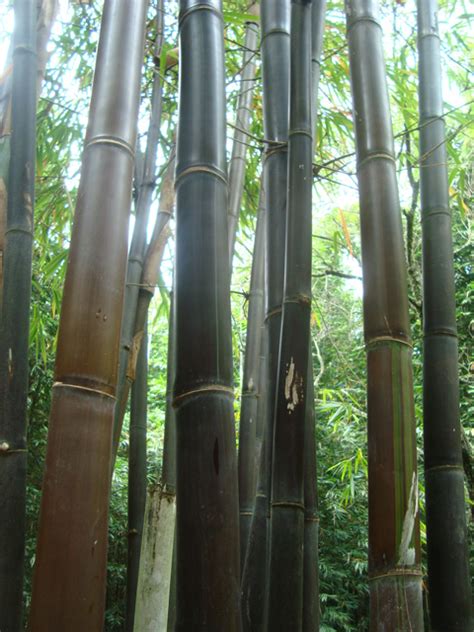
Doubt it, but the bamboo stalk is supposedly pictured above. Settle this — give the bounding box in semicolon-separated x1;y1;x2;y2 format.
238;186;265;569
240;2;290;628
228;3;259;262
346;1;423;628
112;0;165;460
0;2;37;628
29;2;147;629
126;323;148;632
174;1;240;628
417;1;473;628
267;2;313;628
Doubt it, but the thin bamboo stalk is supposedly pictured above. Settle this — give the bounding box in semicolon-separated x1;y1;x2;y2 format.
0;2;37;628
112;0;165;460
417;1;473;628
126;324;148;632
240;2;290;629
174;1;240;628
228;3;259;262
267;2;313;628
238;186;265;569
346;1;423;628
29;2;147;629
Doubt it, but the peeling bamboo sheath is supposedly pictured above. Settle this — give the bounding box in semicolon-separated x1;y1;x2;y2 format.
0;1;37;629
346;0;423;629
174;1;240;629
29;2;147;630
417;0;473;628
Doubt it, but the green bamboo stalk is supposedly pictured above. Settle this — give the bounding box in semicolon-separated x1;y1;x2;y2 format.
29;2;147;629
174;1;240;628
267;2;313;629
228;3;259;261
112;0;165;460
238;186;265;569
240;2;290;629
417;1;473;629
126;323;148;632
0;2;37;628
346;1;423;628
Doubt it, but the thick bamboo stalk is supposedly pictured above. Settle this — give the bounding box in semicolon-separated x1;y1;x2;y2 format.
134;294;177;632
29;2;147;629
174;1;240;628
417;1;473;629
310;0;326;149
346;1;423;628
238;187;265;569
240;2;290;629
126;325;148;632
0;2;37;628
228;4;259;261
112;0;165;460
267;2;313;628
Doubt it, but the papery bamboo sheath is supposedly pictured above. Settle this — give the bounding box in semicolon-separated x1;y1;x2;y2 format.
267;2;313;628
174;1;240;628
29;1;147;629
417;1;473;628
346;1;423;628
0;1;37;628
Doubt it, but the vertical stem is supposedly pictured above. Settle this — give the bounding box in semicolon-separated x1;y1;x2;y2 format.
417;1;473;629
346;1;423;629
126;324;148;632
174;1;240;628
0;1;37;628
29;2;147;629
267;2;313;629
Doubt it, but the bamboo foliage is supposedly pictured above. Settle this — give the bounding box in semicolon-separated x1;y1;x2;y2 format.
417;1;473;628
241;1;290;628
174;1;240;628
29;1;147;629
267;1;313;629
346;0;423;628
0;2;37;628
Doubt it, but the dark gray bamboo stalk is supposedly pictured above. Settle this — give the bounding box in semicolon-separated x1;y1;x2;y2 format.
228;4;259;261
0;2;37;628
126;324;148;632
302;4;325;629
174;1;240;628
240;2;290;629
346;1;423;629
238;186;265;570
303;357;319;631
417;1;473;629
112;0;165;460
266;2;313;628
29;2;147;629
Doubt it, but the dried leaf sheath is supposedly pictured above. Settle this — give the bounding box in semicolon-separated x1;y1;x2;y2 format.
346;0;423;628
174;1;240;628
29;1;147;629
417;1;473;628
0;1;36;628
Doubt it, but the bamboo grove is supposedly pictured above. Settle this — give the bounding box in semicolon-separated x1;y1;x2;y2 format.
0;0;472;630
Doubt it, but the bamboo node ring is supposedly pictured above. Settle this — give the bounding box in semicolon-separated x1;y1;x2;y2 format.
0;442;27;454
288;128;313;140
346;15;382;32
366;336;413;350
85;135;135;158
369;568;422;581
425;464;464;473
172;384;234;408
265;306;282;321
179;3;223;27
53;381;116;400
175;164;227;187
284;294;311;307
357;152;395;170
272;501;305;511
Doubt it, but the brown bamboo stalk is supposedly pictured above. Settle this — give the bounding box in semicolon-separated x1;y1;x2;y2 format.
29;2;147;629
